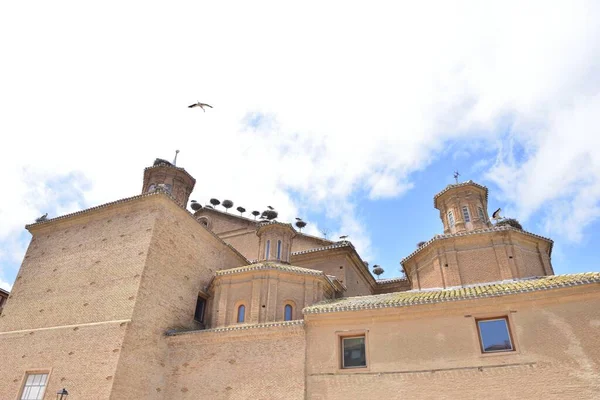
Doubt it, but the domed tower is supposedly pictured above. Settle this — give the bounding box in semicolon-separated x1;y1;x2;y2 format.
256;221;296;263
434;180;491;234
142;156;196;208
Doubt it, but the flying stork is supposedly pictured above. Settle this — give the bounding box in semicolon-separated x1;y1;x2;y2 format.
188;101;213;112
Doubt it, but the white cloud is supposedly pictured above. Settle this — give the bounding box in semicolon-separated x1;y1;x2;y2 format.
0;278;11;292
0;0;599;282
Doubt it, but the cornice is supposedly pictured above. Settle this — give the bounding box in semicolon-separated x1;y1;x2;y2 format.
304;272;600;314
433;180;488;209
401;225;554;266
166;320;304;336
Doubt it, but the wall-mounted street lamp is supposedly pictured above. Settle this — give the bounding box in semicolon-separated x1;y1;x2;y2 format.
56;388;68;400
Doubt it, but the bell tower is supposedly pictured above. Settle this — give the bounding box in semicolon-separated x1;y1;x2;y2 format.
142;155;196;208
434;180;491;234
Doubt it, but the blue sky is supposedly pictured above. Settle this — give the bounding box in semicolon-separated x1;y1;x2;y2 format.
1;1;600;289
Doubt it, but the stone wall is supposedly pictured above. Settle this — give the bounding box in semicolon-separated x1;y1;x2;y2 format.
166;322;306;399
305;285;600;399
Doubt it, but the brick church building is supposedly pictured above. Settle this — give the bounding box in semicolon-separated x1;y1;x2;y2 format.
1;158;599;399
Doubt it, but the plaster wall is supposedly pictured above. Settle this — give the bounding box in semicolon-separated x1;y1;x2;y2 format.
305;286;600;399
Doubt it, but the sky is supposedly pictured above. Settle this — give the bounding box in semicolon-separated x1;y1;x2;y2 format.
1;1;600;290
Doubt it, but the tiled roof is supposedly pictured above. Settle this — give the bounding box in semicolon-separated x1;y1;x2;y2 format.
216;262;324;277
214;262;345;294
166;320;304;336
256;220;296;234
376;277;409;285
433;180;488;208
303;272;600;314
0;287;9;296
291;241;353;256
401;225;554;265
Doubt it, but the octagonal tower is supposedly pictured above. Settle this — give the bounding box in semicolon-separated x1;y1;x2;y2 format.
434;180;491;234
142;158;196;208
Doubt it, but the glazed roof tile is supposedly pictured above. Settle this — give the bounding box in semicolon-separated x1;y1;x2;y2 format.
303;272;600;314
401;225;554;265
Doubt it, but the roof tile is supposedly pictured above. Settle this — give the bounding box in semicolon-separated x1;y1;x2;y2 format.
303;272;600;314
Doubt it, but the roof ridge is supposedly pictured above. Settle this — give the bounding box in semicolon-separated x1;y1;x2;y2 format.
24;189;250;265
303;272;600;314
197;207;334;244
166;320;304;336
216;262;325;277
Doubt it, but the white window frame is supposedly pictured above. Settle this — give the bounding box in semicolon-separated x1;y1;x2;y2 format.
448;210;455;228
19;372;48;400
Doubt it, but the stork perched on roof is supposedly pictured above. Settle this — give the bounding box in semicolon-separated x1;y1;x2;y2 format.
188;101;213;112
35;213;48;223
339;235;349;240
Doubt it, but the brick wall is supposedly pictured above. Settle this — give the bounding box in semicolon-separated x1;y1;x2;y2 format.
109;195;247;399
406;230;552;289
0;200;156;332
166;322;306;399
293;251;373;296
210;271;333;328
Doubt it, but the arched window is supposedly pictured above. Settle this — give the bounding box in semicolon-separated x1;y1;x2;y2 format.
237;305;246;323
448;210;455;228
265;240;271;260
462;206;471;223
277;240;282;260
284;304;293;321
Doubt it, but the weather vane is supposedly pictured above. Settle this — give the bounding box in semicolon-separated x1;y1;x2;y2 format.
453;171;460;184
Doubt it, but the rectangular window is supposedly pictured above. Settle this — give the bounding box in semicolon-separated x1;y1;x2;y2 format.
448;210;455;228
477;317;515;353
341;336;366;368
277;240;282;260
462;206;471;222
478;207;485;221
20;373;48;400
194;296;206;323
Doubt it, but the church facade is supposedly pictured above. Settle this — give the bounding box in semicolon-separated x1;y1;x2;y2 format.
1;159;599;399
